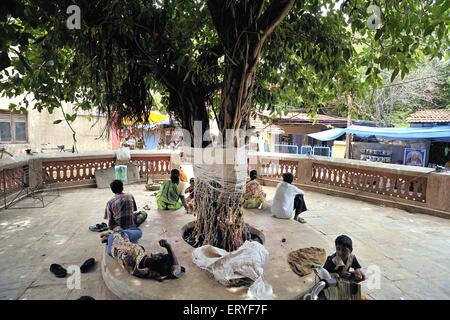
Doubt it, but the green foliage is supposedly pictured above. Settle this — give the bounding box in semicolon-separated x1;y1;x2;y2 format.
1;0;449;130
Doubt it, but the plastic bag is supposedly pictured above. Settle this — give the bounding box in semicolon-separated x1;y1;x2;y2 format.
116;147;131;161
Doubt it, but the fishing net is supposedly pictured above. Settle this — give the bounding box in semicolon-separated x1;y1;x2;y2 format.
184;146;250;251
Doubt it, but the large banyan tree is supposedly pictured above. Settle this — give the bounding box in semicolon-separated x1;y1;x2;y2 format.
1;0;448;251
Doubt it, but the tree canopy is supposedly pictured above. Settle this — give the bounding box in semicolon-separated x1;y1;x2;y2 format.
1;1;449;136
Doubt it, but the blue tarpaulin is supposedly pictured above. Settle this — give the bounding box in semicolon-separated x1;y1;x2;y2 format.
308;125;450;141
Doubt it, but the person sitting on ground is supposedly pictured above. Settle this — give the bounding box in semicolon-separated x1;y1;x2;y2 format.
184;177;195;213
105;228;185;280
243;170;266;209
104;180;147;231
156;169;190;213
323;235;365;283
179;168;188;183
271;172;308;223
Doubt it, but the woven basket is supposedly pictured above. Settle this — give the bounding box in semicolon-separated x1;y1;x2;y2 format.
145;184;161;191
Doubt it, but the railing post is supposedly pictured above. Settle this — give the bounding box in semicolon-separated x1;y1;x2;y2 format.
28;158;43;190
426;173;450;212
297;159;313;184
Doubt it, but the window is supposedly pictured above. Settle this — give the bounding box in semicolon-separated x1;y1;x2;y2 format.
0;111;28;143
0;122;12;142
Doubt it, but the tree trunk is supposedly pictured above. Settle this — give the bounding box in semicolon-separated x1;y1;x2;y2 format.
345;94;353;159
189;147;249;252
189;0;295;251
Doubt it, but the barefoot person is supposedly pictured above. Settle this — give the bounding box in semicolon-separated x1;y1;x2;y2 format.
271;172;307;223
104;180;147;230
184;177;196;213
156;169;190;213
323;235;365;283
105;228;185;280
243;170;266;209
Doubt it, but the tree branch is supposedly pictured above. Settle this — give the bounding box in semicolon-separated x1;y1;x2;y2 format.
253;0;295;58
207;0;233;48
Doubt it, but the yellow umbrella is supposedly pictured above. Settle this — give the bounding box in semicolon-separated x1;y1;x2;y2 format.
122;111;169;126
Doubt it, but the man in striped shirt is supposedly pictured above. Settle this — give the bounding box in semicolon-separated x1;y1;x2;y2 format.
104;180;146;230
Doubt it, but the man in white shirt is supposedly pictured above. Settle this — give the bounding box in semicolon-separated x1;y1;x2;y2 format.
271;172;307;223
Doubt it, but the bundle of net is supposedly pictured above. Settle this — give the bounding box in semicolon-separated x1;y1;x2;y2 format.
184;146;252;252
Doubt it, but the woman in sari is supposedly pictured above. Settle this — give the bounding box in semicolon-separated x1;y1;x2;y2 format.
243;170;266;209
157;169;190;213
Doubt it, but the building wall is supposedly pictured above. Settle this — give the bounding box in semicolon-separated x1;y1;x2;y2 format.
332;141;346;158
270;124;336;154
0;97;112;156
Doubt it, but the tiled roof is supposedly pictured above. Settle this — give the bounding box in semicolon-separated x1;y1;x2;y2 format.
273;113;347;125
406;109;450;123
250;113;283;133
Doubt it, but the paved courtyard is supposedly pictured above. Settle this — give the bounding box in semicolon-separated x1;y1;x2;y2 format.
0;184;449;300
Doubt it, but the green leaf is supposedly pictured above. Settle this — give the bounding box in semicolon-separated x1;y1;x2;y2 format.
0;52;11;71
423;26;434;37
53;120;63;124
65;113;77;122
343;48;351;60
374;29;383;41
410;43;419;53
390;69;399;82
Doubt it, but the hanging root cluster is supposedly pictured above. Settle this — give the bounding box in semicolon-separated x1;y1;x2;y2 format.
186;153;251;252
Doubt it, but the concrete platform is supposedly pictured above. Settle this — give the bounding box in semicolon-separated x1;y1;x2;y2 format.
101;205;327;300
1;184;449;300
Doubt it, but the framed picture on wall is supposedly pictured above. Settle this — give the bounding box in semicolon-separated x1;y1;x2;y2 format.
403;148;426;167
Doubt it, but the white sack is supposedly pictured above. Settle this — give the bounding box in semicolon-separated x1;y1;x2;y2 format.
192;241;273;300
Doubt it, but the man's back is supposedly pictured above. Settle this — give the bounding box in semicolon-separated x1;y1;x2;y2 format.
271;182;304;219
105;193;137;229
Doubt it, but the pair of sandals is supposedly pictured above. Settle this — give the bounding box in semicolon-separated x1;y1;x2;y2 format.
89;222;108;232
50;258;96;278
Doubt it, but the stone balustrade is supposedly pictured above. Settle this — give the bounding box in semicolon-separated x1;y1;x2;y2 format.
250;152;450;218
1;150;449;217
0;150;175;208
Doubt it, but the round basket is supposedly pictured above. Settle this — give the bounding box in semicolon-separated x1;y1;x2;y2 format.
145;184;161;191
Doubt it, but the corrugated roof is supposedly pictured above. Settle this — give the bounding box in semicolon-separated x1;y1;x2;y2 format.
309;125;450;141
406;110;450;123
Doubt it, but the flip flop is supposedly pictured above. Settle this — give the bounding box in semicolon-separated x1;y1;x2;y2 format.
135;211;148;225
50;264;67;278
89;223;108;232
171;265;186;278
80;258;96;273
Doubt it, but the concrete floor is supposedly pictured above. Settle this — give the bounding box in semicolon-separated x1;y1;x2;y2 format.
0;184;449;300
